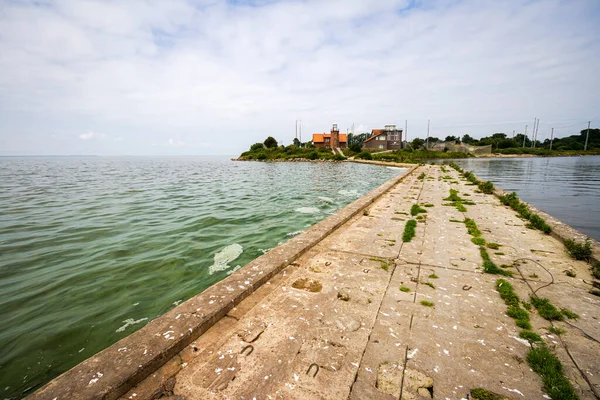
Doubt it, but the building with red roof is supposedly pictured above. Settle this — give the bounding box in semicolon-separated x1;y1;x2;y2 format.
312;124;348;149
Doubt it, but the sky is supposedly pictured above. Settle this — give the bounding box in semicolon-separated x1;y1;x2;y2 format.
0;0;599;156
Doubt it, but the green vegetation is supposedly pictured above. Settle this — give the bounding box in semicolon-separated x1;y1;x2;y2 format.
589;289;600;297
239;139;346;161
496;278;519;306
561;309;579;320
519;330;543;343
481;248;512;276
486;242;500;249
494;280;578;399
471;237;486;246
410;204;427;216
420;300;435;307
470;388;505;400
462;128;600;153
463;219;480;237
592;261;600;279
402;220;417;242
527;346;579;400
522;301;532;311
263;136;278;148
498;192;552;234
429;273;439;279
356;151;373;160
496;279;530;328
563;238;592;261
565;269;576;278
417;172;426;180
548;326;566;335
424;281;435;289
478;180;495;194
399;286;411;293
443;189;474;212
422;203;434;207
369;257;390;272
531;297;563;321
368;149;470;164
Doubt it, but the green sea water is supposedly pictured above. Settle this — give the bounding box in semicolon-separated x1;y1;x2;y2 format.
0;156;404;399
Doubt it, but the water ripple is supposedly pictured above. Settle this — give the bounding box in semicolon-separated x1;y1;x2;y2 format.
0;156;403;399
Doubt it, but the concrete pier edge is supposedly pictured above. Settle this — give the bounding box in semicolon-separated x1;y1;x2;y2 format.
27;165;418;400
491;186;600;264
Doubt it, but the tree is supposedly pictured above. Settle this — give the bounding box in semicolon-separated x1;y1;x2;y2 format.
348;132;370;147
293;138;301;147
250;142;264;151
264;136;278;148
445;135;458;143
462;134;476;144
349;143;362;153
411;138;425;149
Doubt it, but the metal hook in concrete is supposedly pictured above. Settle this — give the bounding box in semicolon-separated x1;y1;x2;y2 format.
240;345;254;356
306;363;319;378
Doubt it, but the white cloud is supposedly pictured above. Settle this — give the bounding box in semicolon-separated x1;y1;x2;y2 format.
168;138;185;147
79;131;106;140
0;0;599;155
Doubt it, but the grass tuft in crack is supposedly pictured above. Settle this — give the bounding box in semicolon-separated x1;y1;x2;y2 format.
402;220;417;242
527;346;579;400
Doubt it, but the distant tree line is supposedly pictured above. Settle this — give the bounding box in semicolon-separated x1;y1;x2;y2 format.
404;129;599;151
460;129;599;151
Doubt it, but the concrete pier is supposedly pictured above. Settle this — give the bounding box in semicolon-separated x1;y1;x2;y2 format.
29;164;600;400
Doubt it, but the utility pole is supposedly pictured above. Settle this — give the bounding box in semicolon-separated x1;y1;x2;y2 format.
549;128;554;150
531;118;537;148
295;120;298;140
522;125;528;148
405;120;408;149
299;120;302;143
512;129;515;139
584;121;591;151
534;119;540;148
426;119;430;149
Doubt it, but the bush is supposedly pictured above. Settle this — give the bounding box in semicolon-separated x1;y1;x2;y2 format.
332;154;346;161
478;181;494;194
356;151;373;160
349;143;362;153
499;192;552;234
592;261;600;279
564;238;592;260
307;151;318;160
250;142;264;151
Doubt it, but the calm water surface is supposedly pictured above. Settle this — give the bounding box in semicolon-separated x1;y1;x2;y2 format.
448;156;600;241
0;156;404;399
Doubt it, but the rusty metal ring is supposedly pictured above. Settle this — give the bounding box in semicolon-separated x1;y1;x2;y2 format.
240;345;254;356
306;363;319;377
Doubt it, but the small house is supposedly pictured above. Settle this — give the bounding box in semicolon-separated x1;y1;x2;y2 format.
363;125;403;150
312;124;348;149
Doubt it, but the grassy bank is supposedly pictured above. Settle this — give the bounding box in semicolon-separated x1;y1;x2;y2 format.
238;145;345;161
355;149;471;163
